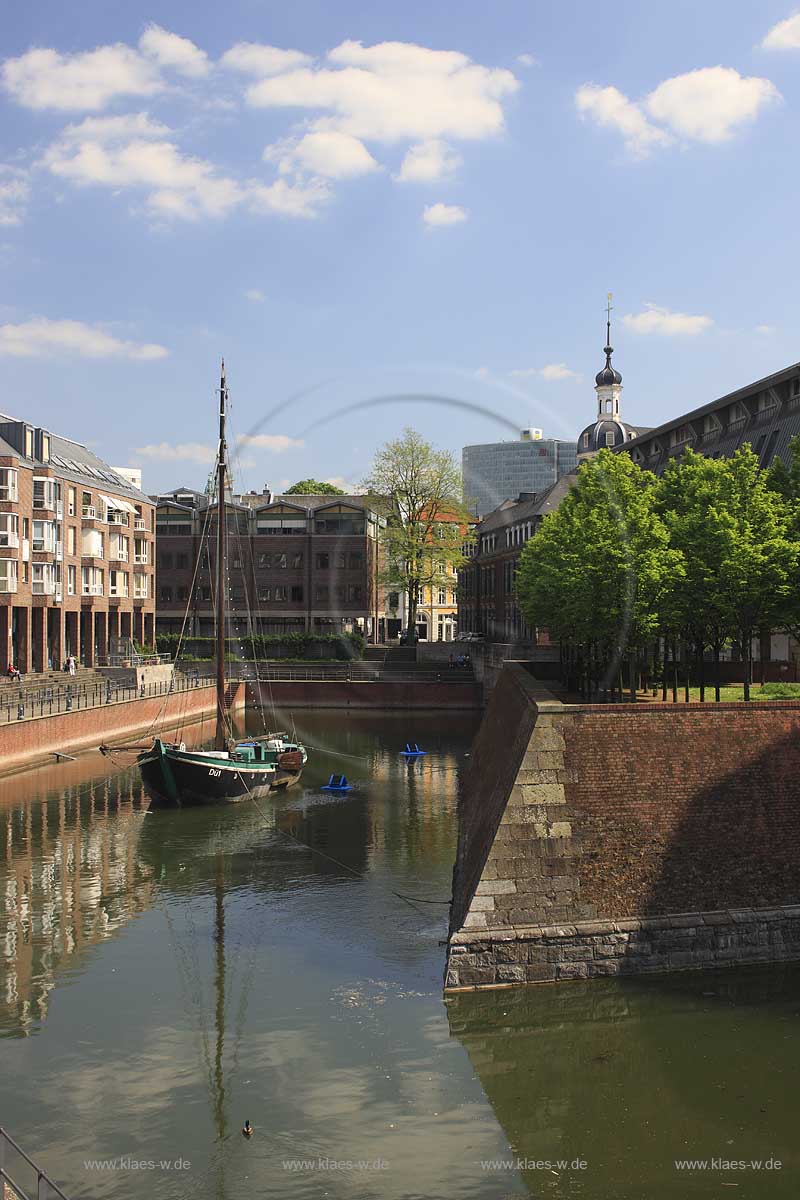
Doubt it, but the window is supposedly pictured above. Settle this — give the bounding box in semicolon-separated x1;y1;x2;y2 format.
337;552;347;569
68;487;76;516
81;528;104;558
0;513;18;548
232;555;242;569
258;552;271;569
177;586;189;602
347;585;363;603
160;585;173;603
291;585;303;602
199;585;212;602
315;584;329;601
438;588;446;605
0;469;18;502
33;520;58;553
316;552;329;569
582;433;590;449
31;563;55;595
176;553;188;569
81;566;104;596
159;552;173;569
258;585;271;602
133;572;148;598
230;586;245;603
134;538;148;564
349;552;362;570
67;526;76;555
275;553;287;569
67;565;76;595
314;514;365;534
110;570;129;598
388;592;399;608
292;553;303;569
605;431;615;447
0;559;17;593
274;585;287;601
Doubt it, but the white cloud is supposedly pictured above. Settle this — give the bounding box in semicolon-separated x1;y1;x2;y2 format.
509;363;580;381
236;433;304;451
139;24;209;78
622;303;714;336
219;42;313;77
396;139;462;182
265;130;380;179
644;66;779;143
133;441;215;462
575;83;672;157
1;45;162;111
244;288;265;303
0;167;29;225
422;202;467;227
43;125;243;219
517;54;538;68
243;39;519;144
762;12;800;49
0;317;168;359
323;475;358;492
43;112;330;221
755;323;775;335
248;177;331;218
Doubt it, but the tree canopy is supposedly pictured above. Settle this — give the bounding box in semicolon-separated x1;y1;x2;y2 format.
284;479;346;495
516;444;799;701
363;428;473;636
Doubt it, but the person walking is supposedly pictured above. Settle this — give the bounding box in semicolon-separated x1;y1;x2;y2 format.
68;654;76;677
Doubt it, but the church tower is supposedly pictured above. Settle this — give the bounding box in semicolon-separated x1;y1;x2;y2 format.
577;294;639;459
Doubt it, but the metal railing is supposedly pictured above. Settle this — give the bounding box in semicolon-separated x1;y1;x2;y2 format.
0;1126;70;1200
0;672;214;725
231;664;477;683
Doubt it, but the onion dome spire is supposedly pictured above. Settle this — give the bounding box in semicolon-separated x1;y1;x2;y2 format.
595;292;622;387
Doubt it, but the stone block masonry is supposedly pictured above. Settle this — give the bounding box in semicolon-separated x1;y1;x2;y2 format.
446;663;800;989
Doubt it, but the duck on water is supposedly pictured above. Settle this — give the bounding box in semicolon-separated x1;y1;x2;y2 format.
134;363;307;807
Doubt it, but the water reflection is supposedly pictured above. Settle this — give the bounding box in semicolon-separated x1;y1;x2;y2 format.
447;970;800;1199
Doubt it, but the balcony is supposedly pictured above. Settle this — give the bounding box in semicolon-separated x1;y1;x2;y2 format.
110;549;129;562
82;505;97;520
32;580;57;596
82;584;104;597
0;535;19;551
134;517;148;531
108;511;129;526
109;588;130;600
134;552;148;565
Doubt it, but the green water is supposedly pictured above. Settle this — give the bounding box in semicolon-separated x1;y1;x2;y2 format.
0;709;798;1199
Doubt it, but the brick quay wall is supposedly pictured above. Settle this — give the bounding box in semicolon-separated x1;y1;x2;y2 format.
446;663;800;990
0;684;245;774
246;679;483;710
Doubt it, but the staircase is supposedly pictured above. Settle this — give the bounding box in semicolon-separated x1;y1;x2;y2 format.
0;665;110;698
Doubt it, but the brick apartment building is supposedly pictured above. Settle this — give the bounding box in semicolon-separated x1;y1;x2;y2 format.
457;477;575;643
154;487;387;641
0;414;156;672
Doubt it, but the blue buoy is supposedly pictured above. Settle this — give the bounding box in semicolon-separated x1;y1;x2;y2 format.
400;743;427;757
321;773;353;792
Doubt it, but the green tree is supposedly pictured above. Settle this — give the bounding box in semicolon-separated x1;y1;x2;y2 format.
284;479;346;495
714;446;798;700
517;450;682;699
656;448;736;701
363;428;472;638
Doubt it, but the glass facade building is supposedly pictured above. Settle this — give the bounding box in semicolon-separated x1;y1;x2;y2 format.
462;435;578;517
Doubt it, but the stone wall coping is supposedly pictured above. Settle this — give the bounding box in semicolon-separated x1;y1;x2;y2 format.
449;903;800;946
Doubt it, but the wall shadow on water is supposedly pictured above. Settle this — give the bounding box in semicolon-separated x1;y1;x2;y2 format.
447;966;800;1200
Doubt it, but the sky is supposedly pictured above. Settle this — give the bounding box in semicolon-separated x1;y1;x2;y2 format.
2;1;800;495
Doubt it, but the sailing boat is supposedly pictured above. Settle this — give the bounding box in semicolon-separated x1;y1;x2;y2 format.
136;363;307;807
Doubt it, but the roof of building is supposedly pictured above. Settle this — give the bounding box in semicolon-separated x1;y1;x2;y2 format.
476;472;579;536
154;489;383;515
621;358;800;474
0;411;150;503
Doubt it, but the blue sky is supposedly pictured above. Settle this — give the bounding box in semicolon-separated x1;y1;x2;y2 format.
2;1;800;494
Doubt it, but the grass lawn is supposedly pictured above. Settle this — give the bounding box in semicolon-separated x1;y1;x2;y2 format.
645;682;800;702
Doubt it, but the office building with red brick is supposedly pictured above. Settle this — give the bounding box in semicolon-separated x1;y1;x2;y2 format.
154;487;387;640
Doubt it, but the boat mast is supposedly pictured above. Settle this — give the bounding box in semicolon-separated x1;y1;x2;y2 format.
215;361;228;751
